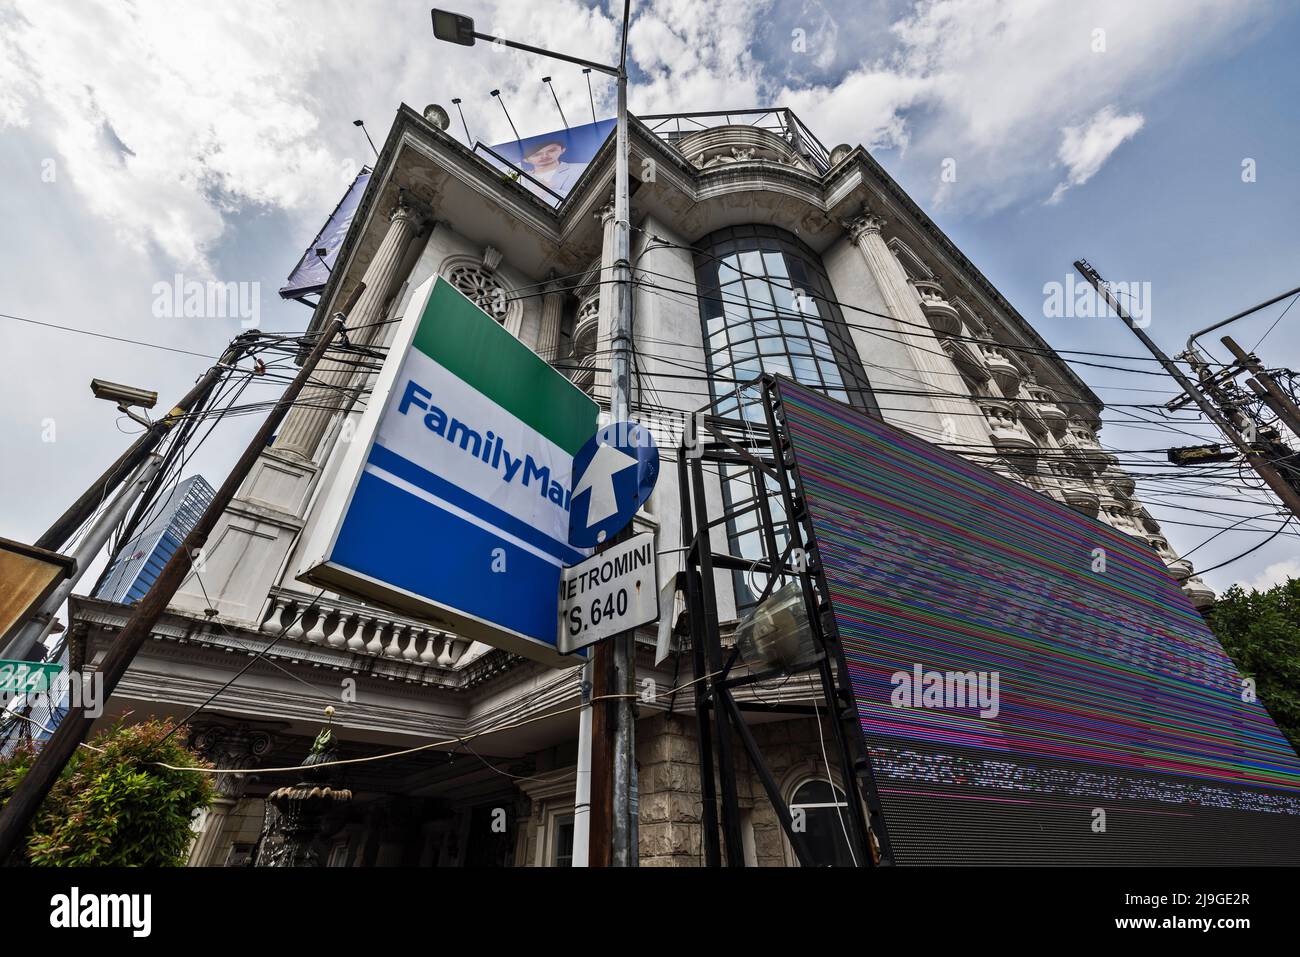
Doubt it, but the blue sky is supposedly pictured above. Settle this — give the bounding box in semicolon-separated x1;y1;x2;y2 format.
1;0;1297;595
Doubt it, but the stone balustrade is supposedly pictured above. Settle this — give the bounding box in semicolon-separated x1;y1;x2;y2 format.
978;344;1022;393
910;279;963;337
1026;388;1068;434
978;399;1036;452
261;589;470;669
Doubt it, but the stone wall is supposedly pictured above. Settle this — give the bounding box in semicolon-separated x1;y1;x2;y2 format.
635;710;848;867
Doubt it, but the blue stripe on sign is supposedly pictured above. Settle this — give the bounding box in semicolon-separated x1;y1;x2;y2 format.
332;470;562;645
367;443;584;565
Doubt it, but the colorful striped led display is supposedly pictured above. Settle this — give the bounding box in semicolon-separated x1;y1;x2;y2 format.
776;378;1300;863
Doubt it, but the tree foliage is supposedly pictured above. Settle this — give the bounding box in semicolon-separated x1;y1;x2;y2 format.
1207;579;1300;754
0;719;214;866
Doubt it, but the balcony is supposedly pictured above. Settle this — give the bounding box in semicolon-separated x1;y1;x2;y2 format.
979;399;1037;452
572;293;600;358
1061;485;1101;517
1102;466;1136;497
978;345;1022;394
1027;388;1068;435
261;589;471;669
911;280;963;337
642;108;833;173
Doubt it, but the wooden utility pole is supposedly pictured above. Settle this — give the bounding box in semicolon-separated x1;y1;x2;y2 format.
0;285;363;864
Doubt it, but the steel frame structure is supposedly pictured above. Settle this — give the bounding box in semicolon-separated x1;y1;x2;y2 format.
676;374;893;866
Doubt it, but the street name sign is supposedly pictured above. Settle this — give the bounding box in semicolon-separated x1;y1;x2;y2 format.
297;275;598;667
0;659;62;695
558;531;658;654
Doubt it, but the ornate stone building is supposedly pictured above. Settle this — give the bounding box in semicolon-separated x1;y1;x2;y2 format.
68;106;1212;867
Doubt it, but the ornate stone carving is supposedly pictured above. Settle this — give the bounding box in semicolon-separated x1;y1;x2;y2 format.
447;262;509;323
842;208;887;244
190;722;275;799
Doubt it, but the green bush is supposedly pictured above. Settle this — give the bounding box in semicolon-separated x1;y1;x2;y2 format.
0;719;214;866
1207;580;1300;754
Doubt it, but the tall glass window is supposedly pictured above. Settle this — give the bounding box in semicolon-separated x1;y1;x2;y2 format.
694;225;876;421
694;225;876;611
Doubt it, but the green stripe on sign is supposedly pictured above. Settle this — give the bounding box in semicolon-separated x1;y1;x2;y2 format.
412;278;598;455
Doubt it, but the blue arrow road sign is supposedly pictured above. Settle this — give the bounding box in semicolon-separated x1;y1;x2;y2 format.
569;422;659;548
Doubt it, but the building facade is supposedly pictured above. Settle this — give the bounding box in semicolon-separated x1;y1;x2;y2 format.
94;475;216;605
68;106;1212;867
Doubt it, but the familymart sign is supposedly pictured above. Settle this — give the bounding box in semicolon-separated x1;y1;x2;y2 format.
298;276;597;666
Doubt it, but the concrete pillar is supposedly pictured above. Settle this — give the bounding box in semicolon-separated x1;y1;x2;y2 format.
842;207;986;447
274;201;427;463
535;273;567;363
186;724;274;866
188;798;237;866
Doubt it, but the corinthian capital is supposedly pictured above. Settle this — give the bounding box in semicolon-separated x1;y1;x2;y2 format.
842;206;887;244
393;188;435;231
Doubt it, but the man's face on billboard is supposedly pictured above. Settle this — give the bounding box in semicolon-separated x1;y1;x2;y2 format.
525;142;566;167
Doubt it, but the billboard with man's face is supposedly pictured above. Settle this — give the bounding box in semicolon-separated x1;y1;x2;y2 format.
487;118;614;200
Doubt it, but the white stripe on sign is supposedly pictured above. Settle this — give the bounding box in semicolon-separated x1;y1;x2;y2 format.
363;464;564;568
377;349;576;544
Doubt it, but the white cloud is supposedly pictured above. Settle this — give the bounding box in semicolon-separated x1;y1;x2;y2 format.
816;0;1267;211
1234;558;1300;593
1047;106;1144;204
0;0;1273;270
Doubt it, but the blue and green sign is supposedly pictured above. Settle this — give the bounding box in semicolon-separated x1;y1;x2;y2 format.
298;276;599;666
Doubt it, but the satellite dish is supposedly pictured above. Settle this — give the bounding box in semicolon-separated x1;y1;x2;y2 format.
423;103;451;131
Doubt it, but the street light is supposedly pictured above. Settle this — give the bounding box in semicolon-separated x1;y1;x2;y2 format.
431;2;636;869
431;8;475;46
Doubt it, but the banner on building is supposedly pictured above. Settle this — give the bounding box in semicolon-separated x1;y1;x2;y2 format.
280;168;371;300
486;118;614;200
775;376;1300;864
297;276;598;666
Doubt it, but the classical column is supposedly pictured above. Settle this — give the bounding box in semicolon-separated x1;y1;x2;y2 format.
187;724;274;867
273;201;428;463
535;272;566;363
842;207;986;446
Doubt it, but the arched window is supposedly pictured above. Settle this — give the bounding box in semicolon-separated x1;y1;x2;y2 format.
693;225;876;610
694;225;876;419
789;778;854;867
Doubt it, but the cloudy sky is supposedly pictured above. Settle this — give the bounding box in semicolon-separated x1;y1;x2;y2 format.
1;0;1298;595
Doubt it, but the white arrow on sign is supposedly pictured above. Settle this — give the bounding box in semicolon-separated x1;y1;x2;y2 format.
573;440;638;528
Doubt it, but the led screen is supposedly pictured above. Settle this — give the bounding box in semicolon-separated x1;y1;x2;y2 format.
775;377;1300;864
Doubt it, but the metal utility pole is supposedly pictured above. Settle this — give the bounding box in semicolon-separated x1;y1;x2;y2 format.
1074;260;1300;519
2;454;164;661
0;285;363;864
605;0;637;870
33;333;255;554
432;0;637;868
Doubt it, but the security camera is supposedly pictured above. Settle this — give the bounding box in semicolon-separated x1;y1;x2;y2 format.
90;379;158;410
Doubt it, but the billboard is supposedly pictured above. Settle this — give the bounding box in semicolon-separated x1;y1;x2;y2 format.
487;118;614;200
280;168;371;300
774;377;1300;864
297;276;598;666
